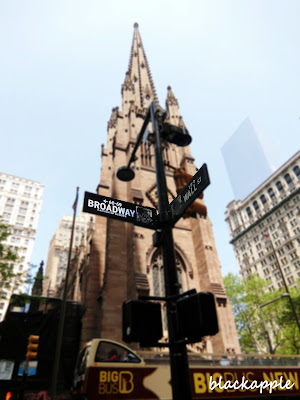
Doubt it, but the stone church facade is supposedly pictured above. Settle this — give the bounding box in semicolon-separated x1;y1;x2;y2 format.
76;23;240;354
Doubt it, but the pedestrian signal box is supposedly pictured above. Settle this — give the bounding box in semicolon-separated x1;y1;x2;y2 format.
176;292;219;342
122;300;163;346
26;334;39;362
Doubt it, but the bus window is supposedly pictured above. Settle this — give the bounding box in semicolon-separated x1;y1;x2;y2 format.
73;345;90;389
95;341;141;363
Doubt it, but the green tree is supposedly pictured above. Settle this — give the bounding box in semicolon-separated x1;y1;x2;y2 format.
224;273;300;354
276;286;300;354
0;221;24;300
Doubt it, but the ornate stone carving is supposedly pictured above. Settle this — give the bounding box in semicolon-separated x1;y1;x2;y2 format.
107;107;118;129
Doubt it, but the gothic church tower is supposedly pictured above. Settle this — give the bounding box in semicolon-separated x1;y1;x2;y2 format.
80;23;240;354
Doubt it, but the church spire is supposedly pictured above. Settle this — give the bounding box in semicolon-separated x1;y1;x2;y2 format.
122;23;158;109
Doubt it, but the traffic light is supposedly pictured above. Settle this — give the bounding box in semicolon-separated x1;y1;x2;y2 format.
173;168;207;218
122;300;163;346
176;292;219;342
26;334;39;362
158;121;192;147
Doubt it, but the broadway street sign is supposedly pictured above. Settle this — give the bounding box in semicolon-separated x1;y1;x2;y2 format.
83;192;158;230
170;163;210;224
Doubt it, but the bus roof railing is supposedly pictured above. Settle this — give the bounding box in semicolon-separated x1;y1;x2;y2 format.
139;350;300;367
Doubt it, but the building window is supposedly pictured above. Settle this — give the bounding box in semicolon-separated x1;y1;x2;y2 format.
2;212;11;220
284;173;293;187
290;251;297;260
149;249;187;296
152;265;164;297
287;276;294;285
281;257;288;265
253;201;259;212
260;194;267;205
246;207;252;218
268;188;275;200
275;272;281;280
294;261;300;270
276;181;284;194
293;165;300;179
291;219;298;227
18;207;27;216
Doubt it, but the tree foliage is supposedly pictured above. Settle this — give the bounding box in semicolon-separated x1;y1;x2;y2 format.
0;221;25;300
224;273;300;354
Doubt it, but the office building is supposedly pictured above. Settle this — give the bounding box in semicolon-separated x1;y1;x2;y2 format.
0;172;43;320
43;210;94;298
225;151;300;290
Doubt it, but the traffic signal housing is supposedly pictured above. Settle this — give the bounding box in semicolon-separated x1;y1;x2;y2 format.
173;168;207;218
176;292;219;342
122;300;163;346
158;121;192;147
26;334;39;362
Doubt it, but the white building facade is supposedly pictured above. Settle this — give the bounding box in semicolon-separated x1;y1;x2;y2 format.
225;151;300;291
43;210;94;298
0;172;44;320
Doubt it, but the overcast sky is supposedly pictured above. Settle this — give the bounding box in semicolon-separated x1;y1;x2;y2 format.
0;0;299;278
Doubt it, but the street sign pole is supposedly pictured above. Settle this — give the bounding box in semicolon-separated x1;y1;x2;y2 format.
150;102;192;400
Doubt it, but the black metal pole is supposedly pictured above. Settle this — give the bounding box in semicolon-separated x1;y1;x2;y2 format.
150;102;192;400
50;187;79;399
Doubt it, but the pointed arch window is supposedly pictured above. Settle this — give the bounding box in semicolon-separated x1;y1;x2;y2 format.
148;248;188;333
152;265;165;297
149;249;188;297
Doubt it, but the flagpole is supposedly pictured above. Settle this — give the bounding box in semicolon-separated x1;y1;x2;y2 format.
50;187;79;399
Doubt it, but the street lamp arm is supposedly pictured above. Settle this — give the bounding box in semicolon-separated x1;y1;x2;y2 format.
259;294;289;309
127;108;151;168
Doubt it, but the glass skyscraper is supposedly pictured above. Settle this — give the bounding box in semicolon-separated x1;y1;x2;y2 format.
222;118;274;200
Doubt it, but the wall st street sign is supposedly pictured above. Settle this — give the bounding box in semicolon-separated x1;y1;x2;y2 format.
170;163;210;224
83;192;158;230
